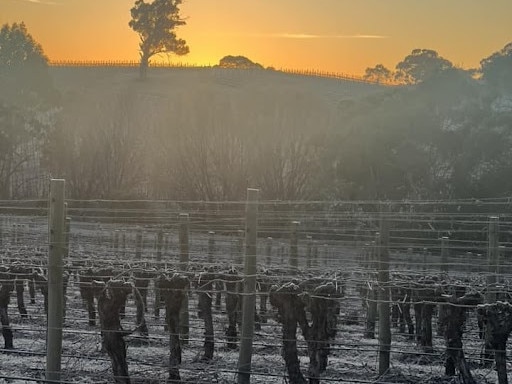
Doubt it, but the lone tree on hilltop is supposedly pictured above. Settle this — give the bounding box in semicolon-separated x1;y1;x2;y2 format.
129;0;189;79
217;55;264;69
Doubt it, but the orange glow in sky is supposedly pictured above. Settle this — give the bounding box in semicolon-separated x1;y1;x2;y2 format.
1;0;511;75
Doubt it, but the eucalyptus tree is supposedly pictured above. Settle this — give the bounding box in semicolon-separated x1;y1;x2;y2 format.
0;22;58;198
480;42;512;91
129;0;189;79
394;49;453;85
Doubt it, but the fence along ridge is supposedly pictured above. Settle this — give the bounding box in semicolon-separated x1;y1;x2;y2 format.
48;60;397;86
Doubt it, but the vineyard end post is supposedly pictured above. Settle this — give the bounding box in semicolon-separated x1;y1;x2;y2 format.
237;188;259;384
47;179;65;382
378;211;391;377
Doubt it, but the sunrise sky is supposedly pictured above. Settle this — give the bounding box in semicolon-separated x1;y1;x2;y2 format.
1;0;511;75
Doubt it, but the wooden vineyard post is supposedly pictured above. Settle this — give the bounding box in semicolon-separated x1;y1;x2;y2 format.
498;246;506;283
135;228;143;261
306;235;313;268
289;221;300;273
179;214;190;269
355;226;361;248
64;216;71;260
156;229;163;266
313;241;318;266
362;243;370;269
19;223;23;245
121;230;126;256
236;229;244;266
372;234;380;271
152;229;164;319
486;216;499;303
406;247;413;271
113;230;120;254
378;212;391;377
63;212;71;321
237;188;259;384
179;213;190;343
164;232;170;253
422;248;428;272
323;243;330;266
207;231;215;265
0;216;3;247
441;236;449;272
12;222;17;245
47;179;66;382
265;237;272;265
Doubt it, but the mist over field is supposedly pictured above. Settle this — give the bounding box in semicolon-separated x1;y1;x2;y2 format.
8;56;511;202
47;66;387;200
1;21;511;202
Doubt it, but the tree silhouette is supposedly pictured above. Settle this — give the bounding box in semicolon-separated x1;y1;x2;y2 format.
395;49;453;84
480;42;512;91
0;22;57;198
0;22;55;106
363;64;393;84
217;55;264;69
129;0;189;79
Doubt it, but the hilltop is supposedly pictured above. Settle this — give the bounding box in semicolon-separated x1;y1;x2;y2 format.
49;66;387;118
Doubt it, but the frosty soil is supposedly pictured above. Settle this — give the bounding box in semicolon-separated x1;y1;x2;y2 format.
0;216;508;383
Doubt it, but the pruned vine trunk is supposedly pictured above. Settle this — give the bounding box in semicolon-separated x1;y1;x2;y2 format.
223;269;240;349
477;302;512;384
0;269;14;349
439;292;481;384
157;273;190;384
96;280;134;384
364;283;377;339
270;283;307;384
197;272;214;360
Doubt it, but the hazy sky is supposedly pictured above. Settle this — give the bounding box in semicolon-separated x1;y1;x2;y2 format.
2;0;511;74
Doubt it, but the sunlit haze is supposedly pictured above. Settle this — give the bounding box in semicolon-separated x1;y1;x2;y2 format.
2;0;511;74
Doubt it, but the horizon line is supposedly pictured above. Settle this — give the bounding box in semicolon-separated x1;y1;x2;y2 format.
47;60;399;86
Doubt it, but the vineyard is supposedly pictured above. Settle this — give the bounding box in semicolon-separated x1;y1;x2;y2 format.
1;186;512;383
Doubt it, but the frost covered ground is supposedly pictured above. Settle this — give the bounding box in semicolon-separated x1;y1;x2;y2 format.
0;216;506;383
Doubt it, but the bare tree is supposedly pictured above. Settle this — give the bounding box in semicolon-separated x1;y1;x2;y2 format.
47;94;146;199
250;132;320;200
